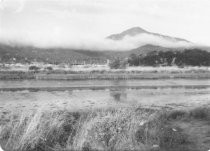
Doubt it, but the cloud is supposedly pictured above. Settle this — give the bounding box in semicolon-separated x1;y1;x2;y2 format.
0;29;194;51
0;0;210;48
0;0;25;12
14;0;25;13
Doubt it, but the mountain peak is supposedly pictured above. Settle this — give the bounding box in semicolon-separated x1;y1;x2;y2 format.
107;26;190;43
107;27;148;40
121;27;148;35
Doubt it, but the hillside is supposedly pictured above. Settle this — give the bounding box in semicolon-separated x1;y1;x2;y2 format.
1;43;210;64
0;43;111;64
128;49;210;66
129;44;184;54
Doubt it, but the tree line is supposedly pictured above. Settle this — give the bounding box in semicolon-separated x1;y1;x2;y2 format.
127;49;210;67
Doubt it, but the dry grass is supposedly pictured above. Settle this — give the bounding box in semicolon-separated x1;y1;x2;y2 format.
0;106;209;151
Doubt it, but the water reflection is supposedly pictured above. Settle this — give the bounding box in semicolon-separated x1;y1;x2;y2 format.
110;80;128;87
67;90;73;96
110;88;127;102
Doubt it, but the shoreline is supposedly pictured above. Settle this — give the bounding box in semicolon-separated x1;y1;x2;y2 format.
35;72;210;80
0;85;210;92
0;71;210;80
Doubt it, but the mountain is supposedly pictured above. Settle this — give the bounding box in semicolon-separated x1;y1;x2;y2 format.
107;27;149;40
0;26;210;64
107;27;189;43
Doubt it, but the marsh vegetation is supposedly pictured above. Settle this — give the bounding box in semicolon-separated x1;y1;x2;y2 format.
0;105;209;151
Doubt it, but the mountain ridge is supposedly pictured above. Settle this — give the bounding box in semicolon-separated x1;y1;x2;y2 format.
107;27;190;43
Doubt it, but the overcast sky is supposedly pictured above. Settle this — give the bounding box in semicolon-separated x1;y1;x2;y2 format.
0;0;210;48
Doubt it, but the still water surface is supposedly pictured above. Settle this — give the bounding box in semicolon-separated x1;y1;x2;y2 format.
0;79;210;110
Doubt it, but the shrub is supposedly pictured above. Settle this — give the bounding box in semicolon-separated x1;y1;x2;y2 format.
166;110;187;120
109;59;127;69
189;107;210;120
28;66;40;71
128;53;140;66
44;66;53;71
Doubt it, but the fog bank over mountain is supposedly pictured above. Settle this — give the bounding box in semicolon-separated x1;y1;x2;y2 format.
0;27;195;51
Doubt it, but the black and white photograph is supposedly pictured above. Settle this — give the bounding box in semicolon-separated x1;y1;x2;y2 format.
0;0;210;150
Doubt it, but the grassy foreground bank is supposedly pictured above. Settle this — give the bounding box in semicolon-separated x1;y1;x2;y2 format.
0;106;209;151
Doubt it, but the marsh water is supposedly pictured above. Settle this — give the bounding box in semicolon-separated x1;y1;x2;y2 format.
0;79;210;110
